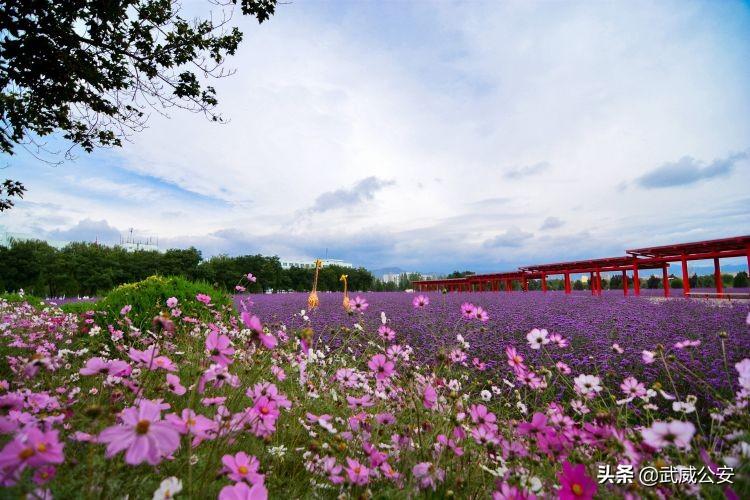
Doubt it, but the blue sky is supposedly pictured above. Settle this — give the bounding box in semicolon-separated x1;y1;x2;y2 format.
1;0;749;273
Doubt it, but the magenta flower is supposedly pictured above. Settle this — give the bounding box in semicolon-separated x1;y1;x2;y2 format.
166;374;186;395
468;404;497;430
557;461;597;500
346;394;374;409
165;409;217;445
344;457;370;485
473;306;489;322
0;427;64;482
218;481;267;500
246;273;257;282
412;295;429;308
196;293;212;305
206;330;235;365
240;312;277;349
350;296;369;312
377;325;396;341
367;354;395;380
412;462;445;490
79;357;132;377
221;452;264;484
423;385;437;409
98;399;180;465
460;302;476;319
166;297;178;308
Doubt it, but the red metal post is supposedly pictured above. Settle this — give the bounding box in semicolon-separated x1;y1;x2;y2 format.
662;265;670;297
714;257;723;296
505;279;511;292
633;259;641;296
681;254;690;297
596;270;602;296
622;270;628;296
564;272;571;294
589;272;595;295
541;273;547;292
522;277;528;292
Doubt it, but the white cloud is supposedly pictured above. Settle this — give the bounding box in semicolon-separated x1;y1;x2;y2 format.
4;0;750;271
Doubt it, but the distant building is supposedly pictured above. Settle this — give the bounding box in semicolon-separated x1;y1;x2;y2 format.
280;258;354;270
119;242;161;253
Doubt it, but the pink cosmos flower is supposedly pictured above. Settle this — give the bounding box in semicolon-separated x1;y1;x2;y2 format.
240;312;277;349
98;399;180;465
469;404;497;431
166;297;178;308
166;374;186;395
620;377;646;399
246;273;257;282
120;305;132;316
350;296;369;312
270;366;286;381
460;302;476;319
344;457;370;485
346;395;374;409
412;462;445;490
218;481;267;500
221;452;264;484
198;364;240;393
641;420;695;450
32;465;56;485
206;330;235;365
641;350;656;364
246;382;292;410
470;426;500;446
412;295;429;308
557;461;597;500
196;293;212;305
436;434;463;456
377;325;396;341
423;385;437;409
0;427;64;482
165;409;217;445
235;285;246;292
506;346;526;372
79;357;132;377
322;456;344;484
473;306;489;322
472;357;487;371
367;354;395;380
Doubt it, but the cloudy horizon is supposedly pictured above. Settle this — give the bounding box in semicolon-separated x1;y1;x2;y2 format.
2;0;749;273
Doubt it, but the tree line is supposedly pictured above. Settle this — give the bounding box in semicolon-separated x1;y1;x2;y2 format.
0;239;374;297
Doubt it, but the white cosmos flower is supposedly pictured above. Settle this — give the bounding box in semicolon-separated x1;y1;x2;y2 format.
526;329;550;350
153;477;182;500
480;390;492;401
573;374;602;397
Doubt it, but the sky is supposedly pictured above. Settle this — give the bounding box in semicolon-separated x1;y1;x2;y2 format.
2;0;749;273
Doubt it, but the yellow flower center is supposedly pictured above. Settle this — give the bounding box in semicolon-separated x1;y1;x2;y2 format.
572;483;583;496
18;447;35;460
238;465;248;474
36;443;47;452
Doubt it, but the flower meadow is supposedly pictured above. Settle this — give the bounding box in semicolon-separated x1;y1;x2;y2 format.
0;280;749;499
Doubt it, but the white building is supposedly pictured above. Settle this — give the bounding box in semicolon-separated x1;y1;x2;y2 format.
280;258;354;270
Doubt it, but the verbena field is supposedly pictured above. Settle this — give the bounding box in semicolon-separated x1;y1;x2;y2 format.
1;276;749;499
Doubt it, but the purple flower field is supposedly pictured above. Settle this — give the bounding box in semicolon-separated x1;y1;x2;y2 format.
243;291;750;395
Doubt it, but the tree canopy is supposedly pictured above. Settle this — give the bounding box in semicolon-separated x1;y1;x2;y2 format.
0;0;278;208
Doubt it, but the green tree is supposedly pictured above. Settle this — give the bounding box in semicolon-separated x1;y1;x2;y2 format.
733;271;749;288
0;0;278;201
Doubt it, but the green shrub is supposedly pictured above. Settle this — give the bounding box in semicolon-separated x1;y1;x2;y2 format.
59;300;100;315
0;292;44;306
96;275;233;328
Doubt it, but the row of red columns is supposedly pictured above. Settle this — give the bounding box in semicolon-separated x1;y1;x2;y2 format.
416;246;750;296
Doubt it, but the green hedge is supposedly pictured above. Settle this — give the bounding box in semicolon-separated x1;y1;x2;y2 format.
95;275;232;328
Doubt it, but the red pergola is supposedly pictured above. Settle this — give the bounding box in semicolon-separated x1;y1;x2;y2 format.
627;235;750;297
412;235;750;298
